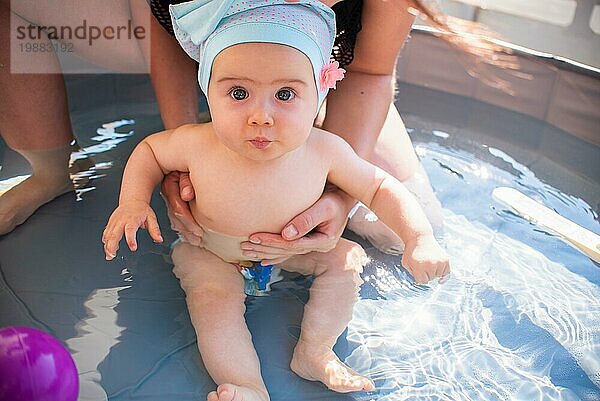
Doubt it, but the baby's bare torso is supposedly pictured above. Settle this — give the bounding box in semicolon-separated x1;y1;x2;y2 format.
186;131;330;239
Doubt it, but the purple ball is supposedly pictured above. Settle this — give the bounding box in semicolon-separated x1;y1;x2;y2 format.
0;326;79;401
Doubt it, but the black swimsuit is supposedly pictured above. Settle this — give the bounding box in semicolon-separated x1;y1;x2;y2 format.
150;0;363;67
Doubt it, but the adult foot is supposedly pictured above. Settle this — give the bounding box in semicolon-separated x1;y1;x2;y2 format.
0;174;72;235
206;383;269;401
290;341;375;393
0;144;94;235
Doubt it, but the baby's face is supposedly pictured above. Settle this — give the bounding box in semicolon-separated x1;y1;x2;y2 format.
208;42;318;162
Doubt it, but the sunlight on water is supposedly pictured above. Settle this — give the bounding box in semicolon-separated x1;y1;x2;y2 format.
71;119;135;201
67;286;131;401
0;175;29;196
4;110;594;399
345;129;600;401
348;212;598;400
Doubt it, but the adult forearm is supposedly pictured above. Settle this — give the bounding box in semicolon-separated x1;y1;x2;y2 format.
321;69;394;158
119;141;166;204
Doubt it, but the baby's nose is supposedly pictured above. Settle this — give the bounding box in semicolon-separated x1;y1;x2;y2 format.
248;109;274;126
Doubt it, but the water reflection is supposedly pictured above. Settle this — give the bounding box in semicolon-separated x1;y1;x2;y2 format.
0;119;135;224
71;119;135;202
67;286;131;401
348;211;599;400
2;120;598;400
344;129;600;400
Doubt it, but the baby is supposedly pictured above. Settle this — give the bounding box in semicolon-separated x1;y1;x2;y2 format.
102;0;449;400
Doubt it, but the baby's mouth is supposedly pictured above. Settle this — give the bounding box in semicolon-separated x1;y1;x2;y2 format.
249;137;272;149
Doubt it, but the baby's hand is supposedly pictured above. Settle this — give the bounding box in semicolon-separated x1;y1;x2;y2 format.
402;234;450;284
102;200;163;260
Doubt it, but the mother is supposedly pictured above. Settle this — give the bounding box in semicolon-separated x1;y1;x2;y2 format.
152;0;488;283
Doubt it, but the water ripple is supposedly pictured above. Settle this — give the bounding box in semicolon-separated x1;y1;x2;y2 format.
346;211;599;400
70;119;135;201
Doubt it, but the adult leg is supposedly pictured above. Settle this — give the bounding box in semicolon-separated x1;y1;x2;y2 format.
148;16;199;129
346;104;444;253
371;104;443;227
283;238;374;392
0;2;75;234
10;0;147;73
171;242;269;401
321;0;442;252
321;71;442;253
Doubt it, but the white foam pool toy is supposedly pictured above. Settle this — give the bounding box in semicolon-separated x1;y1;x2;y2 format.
492;187;600;264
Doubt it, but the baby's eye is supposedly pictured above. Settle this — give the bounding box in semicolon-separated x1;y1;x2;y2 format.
275;88;295;101
230;87;248;100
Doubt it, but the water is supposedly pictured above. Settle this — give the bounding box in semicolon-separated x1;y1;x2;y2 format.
0;90;598;400
344;125;600;400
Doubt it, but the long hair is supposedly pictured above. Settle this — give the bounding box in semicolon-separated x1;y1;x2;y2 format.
409;0;520;92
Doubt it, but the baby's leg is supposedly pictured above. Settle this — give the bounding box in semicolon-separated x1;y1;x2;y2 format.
172;242;269;401
282;239;374;393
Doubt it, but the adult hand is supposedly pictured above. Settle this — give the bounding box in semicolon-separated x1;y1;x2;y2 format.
160;171;203;246
241;189;351;265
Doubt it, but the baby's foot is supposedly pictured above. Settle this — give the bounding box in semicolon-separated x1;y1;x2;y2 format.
290;341;375;393
207;383;269;401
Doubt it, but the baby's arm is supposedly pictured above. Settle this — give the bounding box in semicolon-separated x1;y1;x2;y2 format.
322;131;449;283
103;126;195;260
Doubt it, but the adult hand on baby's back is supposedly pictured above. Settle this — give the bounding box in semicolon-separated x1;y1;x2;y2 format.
242;190;349;265
160;171;204;246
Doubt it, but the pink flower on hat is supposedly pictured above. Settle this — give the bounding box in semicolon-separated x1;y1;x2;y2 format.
319;61;345;91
